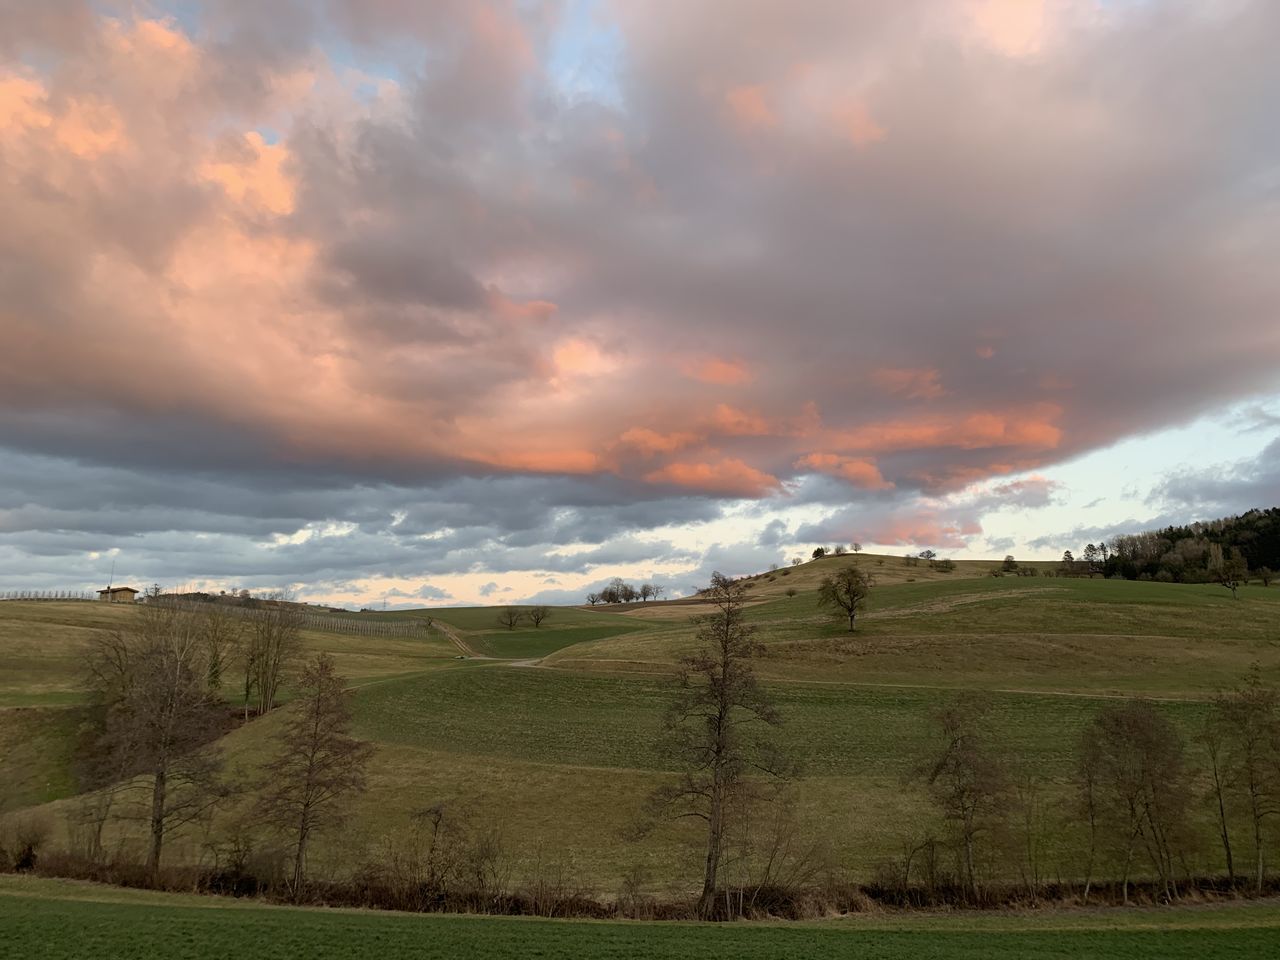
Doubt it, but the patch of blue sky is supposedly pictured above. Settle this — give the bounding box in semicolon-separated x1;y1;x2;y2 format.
979;390;1280;555
545;0;623;106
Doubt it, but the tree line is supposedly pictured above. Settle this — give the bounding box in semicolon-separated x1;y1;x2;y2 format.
586;578;665;605
1072;508;1280;587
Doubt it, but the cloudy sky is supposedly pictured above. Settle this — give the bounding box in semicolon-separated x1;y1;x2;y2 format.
1;0;1278;607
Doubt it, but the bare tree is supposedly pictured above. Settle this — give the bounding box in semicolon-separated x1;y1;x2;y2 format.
1211;546;1249;599
1212;665;1280;893
243;594;303;719
585;593;602;605
816;566;873;631
1078;699;1189;903
199;602;244;695
919;694;1007;902
84;603;229;880
496;607;525;631
259;654;373;898
647;572;792;920
1200;714;1236;887
527;605;551;628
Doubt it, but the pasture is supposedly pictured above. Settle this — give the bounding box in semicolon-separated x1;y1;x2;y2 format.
3;562;1280;903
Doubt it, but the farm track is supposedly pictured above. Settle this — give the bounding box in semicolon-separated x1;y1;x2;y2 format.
433;620;491;659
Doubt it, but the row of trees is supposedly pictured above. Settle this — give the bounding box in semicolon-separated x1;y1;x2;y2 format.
0;590;95;601
586;578;665;605
76;599;372;896
656;575;1280;916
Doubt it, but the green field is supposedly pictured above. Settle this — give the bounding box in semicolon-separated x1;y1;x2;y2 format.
3;565;1280;933
3;877;1278;960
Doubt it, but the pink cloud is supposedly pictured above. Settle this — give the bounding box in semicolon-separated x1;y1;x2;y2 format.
724;84;777;131
616;427;699;457
685;357;752;385
831;96;886;148
644;459;781;498
795;453;894;490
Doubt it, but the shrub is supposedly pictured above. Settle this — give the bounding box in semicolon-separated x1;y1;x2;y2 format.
0;812;53;872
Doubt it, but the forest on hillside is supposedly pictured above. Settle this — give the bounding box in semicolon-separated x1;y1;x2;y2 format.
1075;508;1279;583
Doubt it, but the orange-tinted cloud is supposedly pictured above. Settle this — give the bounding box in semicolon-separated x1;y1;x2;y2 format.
831;96;886;148
616;427;699;457
859;513;984;549
830;406;1063;454
644;459;781;498
685;357;752;385
200;131;295;215
725;84;777;130
795;453;894;490
967;0;1050;57
488;290;559;323
709;403;773;436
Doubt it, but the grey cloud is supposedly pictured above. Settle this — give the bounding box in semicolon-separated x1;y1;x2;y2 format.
1150;438;1280;518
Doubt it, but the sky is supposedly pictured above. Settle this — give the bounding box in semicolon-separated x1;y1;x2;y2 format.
0;0;1277;608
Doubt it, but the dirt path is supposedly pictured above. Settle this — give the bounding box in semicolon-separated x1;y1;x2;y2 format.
433;620;491;659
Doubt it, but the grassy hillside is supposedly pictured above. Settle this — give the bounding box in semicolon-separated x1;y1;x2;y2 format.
3;876;1278;960
3;570;1279;898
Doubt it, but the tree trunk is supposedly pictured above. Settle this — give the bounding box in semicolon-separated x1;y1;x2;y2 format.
1209;754;1235;885
291;815;311;901
1255;820;1265;896
964;829;978;903
698;788;724;920
148;767;167;881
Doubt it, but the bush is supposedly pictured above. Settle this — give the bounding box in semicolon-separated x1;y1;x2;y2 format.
0;812;53;872
785;588;798;598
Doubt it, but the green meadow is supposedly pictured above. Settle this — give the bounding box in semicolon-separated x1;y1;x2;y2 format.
3;556;1280;948
2;876;1278;960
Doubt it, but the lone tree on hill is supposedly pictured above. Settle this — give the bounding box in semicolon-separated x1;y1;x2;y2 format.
811;547;827;560
1210;545;1249;599
527;605;551;628
647;572;792;920
496;607;525;630
1002;555;1019;573
260;654;373;899
817;566;873;631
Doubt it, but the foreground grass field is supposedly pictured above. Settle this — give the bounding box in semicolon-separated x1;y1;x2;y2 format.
4;876;1279;960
